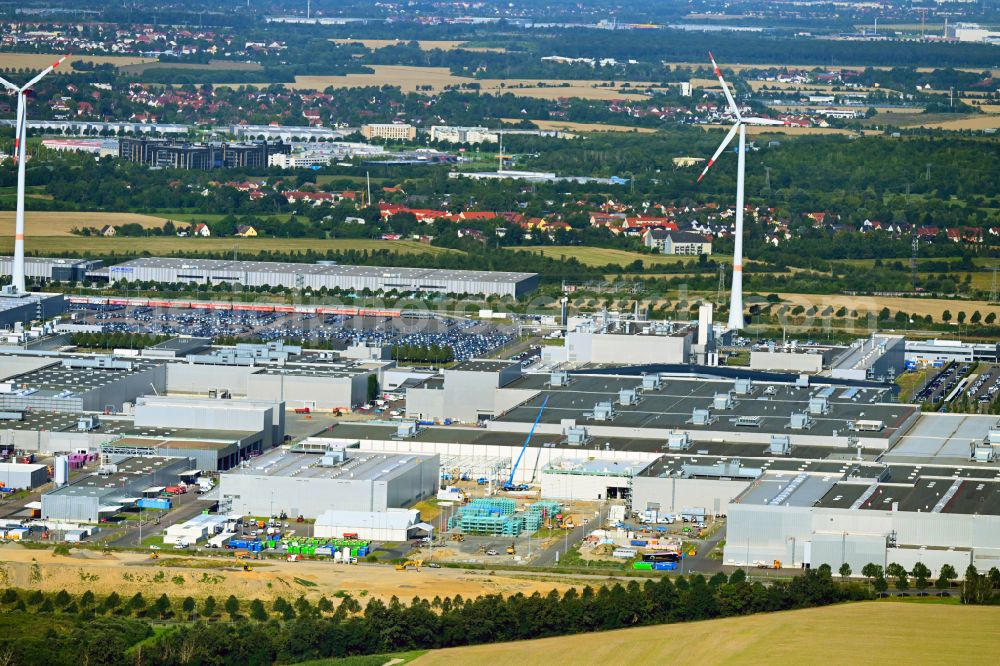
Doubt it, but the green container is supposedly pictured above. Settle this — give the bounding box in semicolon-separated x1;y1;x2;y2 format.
289;545;300;554
633;562;653;570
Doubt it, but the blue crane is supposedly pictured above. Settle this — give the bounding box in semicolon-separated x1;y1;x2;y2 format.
503;395;549;491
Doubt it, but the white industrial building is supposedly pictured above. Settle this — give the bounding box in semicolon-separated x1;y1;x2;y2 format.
90;257;540;298
723;468;1000;575
0;462;49;490
405;360;532;424
543;314;695;366
219;441;439;519
163;514;229;545
315;508;429;541
540;458;651;501
429;126;499;144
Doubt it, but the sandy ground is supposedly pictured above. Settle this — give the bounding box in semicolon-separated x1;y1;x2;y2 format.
411;602;1000;665
0;544;571;602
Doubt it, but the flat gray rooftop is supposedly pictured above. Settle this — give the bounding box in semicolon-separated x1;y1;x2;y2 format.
226;447;430;482
888;414;997;461
449;360;517;373
98;257;537;285
737;472;841;508
46;456;184;498
496;375;912;439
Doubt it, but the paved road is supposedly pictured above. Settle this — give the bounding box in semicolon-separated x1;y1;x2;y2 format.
108;491;208;548
531;507;604;567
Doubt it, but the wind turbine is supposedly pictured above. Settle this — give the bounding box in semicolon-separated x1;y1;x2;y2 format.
0;55;66;295
697;52;785;330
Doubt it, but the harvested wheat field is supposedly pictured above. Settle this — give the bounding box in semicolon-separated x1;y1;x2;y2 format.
0;236;455;257
0;544;571;603
282;66;652;100
0;211;167;236
0;53;154;71
700;124;861;136
505;119;656;133
917;115;1000;131
412;601;1000;665
775;292;1000;320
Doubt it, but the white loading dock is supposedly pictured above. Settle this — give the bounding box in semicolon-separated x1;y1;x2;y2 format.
540;458;652;501
314;508;427;542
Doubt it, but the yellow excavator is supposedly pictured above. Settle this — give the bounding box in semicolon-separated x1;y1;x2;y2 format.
395;559;422;571
506;543;516;555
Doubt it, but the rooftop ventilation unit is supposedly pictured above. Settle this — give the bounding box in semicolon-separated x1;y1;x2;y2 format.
788;412;814;430
734;378;754;395
641;373;663;391
769;435;792;456
733;415;763;428
808;396;830;415
972;442;996;463
565;426;590;446
586;401;616;422
987;429;1000;446
77;415;100;432
687;408;716;426
618;388;641;406
666;431;691;451
394;422;420;439
713;392;735;410
62;356;133;371
550;370;570;388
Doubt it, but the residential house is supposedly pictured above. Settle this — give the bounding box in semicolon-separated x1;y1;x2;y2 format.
99;225;116;237
644;229;712;255
192;223;211;237
235;225;257;238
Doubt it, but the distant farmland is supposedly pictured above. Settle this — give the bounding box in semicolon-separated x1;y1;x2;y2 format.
412;601;1000;665
0;53;154;71
7;236;457;258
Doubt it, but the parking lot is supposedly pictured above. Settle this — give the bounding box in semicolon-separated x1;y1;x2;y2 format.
70;304;516;361
965;365;1000;406
914;362;971;405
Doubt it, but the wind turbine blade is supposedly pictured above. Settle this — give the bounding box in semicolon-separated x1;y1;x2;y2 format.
12;95;23;165
0;76;17;91
709;51;741;119
22;55;67;91
743;117;787;126
697;122;740;183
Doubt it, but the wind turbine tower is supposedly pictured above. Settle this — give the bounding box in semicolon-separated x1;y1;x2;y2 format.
697;53;785;330
0;55;66;296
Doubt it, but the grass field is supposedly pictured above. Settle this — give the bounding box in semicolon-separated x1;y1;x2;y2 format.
5;236;456;257
0;211;168;236
411;601;1000;665
521;246;719;267
0;53;155;71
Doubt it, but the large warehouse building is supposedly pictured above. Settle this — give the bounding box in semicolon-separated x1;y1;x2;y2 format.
219;441;439;518
41;455;194;523
89;257;539;298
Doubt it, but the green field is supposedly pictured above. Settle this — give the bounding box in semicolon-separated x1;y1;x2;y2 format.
521;246;721;267
9;237;457;257
411;601;1000;665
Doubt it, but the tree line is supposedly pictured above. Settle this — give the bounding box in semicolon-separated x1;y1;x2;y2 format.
0;568;871;665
